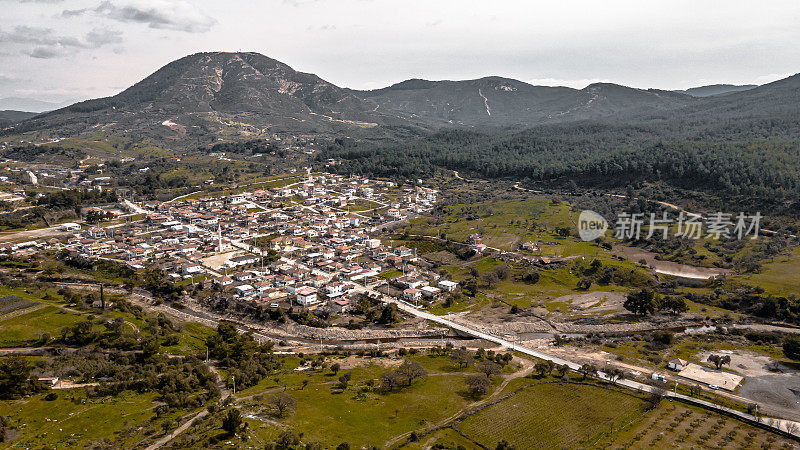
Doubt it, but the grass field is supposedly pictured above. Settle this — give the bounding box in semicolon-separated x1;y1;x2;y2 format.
0;390;159;448
233;353;507;448
405;197;576;252
738;247;800;296
161;321;217;356
259;374;471;446
0;305;84;347
456;382;644;448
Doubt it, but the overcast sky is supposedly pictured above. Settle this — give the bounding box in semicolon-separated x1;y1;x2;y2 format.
2;0;800;104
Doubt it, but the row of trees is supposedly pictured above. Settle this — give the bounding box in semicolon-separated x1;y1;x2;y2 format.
623;289;689;316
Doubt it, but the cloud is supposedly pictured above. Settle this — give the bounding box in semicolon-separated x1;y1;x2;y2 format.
28;46;69;59
283;0;322;7
0;26;123;58
85;28;123;47
62;7;89;17
0;73;20;84
92;0;216;33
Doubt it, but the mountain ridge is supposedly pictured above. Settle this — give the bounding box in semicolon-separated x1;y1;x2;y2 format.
4;51;800;146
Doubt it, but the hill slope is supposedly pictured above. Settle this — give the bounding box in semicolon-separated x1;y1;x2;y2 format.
7;52;421;146
676;84;757;97
352;78;694;127
5;52;800;148
0;110;37;127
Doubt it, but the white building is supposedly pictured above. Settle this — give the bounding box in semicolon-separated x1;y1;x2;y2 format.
438;280;459;292
295;287;319;306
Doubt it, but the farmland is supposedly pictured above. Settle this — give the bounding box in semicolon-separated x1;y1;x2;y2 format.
456;381;644;448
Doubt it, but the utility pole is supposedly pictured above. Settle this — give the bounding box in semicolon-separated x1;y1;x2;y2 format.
232;375;235;395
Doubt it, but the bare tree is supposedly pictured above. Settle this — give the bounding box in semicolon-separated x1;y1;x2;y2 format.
267;392;297;418
466;373;491;398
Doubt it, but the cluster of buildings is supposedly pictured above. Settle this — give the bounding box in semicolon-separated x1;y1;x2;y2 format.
6;173;458;318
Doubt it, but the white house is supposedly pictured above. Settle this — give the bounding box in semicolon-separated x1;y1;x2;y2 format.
295;287;319;306
438;280;459;292
235;284;255;296
213;276;233;286
326;282;345;298
667;358;688;371
59;222;81;232
403;288;422;302
181;264;204;275
421;285;441;298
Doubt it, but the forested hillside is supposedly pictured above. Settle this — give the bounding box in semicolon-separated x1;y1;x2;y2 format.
321;121;800;213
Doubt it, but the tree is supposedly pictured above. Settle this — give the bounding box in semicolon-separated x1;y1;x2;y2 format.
337;374;350;390
534;361;551;377
480;272;500;288
556;363;570;377
0;355;40;399
707;354;731;370
377;303;399;324
658;296;688;314
381;370;403;391
579;363;597;380
607;368;625;384
577;277;592;290
330;363;341;375
396;360;427;385
495;265;511;280
783;336;800;360
301;379;310;390
466;373;491;398
462;277;478;296
267;392;297;418
623;289;657;316
496;440;516;450
276;431;300;448
450;348;472;368
221;408;242;435
521;268;540;284
478;360;501;377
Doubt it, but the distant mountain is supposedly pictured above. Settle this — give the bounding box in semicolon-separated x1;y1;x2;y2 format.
4;52;799;148
675;84;757;97
352;77;693;127
0;110;37;127
0;97;70;113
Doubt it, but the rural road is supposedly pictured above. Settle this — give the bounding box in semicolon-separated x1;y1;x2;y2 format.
384;296;800;438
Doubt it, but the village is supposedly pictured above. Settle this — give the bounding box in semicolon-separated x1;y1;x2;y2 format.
1;172;461;323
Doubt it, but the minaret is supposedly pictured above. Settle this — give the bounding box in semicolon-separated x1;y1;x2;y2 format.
217;223;222;253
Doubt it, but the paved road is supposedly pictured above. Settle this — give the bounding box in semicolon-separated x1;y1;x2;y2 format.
384;297;800;437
